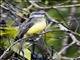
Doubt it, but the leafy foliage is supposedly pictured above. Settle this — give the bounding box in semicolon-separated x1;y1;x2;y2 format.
0;0;80;60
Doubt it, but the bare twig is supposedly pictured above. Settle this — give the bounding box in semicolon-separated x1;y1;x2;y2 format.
56;0;71;6
52;34;77;59
53;4;80;8
28;1;52;9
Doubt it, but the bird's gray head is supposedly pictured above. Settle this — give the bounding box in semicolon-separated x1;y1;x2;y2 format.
29;10;45;18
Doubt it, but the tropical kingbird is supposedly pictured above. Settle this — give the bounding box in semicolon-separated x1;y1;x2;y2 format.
15;10;46;41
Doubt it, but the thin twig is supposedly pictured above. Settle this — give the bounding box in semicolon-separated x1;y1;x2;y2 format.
53;4;80;8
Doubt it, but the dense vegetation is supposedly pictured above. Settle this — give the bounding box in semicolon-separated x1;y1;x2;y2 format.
0;0;80;60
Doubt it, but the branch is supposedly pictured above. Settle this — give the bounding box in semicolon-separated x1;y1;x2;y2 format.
0;3;31;25
0;38;28;60
44;11;80;59
53;4;80;8
0;19;53;59
28;1;80;9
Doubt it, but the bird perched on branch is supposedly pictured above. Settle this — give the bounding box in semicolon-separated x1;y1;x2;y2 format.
15;10;46;41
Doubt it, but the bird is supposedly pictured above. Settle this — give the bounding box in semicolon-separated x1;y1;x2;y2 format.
15;10;46;41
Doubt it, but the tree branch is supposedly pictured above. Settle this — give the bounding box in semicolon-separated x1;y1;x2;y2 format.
0;38;28;60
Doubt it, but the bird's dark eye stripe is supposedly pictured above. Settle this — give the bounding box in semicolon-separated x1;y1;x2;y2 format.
32;13;45;15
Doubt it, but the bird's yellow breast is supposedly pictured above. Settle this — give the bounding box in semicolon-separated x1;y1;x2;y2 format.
27;20;46;34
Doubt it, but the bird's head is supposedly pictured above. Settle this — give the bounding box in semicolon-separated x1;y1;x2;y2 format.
29;10;45;18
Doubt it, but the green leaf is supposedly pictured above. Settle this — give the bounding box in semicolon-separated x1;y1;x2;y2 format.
65;44;79;57
46;9;64;21
0;27;18;36
44;31;64;51
12;42;31;60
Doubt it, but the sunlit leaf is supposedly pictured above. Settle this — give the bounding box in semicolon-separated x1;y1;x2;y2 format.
12;42;31;60
0;27;18;36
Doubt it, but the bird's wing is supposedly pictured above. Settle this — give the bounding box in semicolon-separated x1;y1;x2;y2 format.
15;21;34;41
